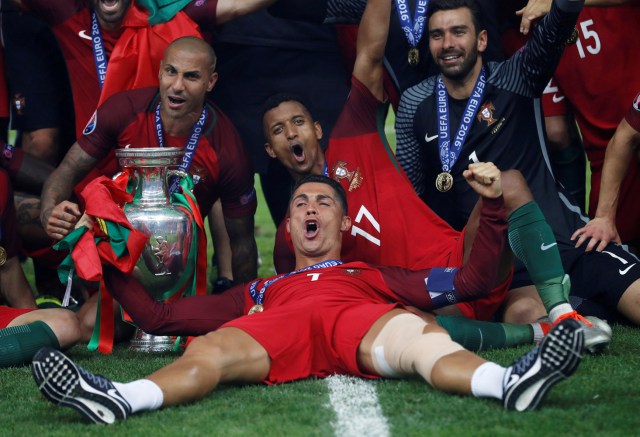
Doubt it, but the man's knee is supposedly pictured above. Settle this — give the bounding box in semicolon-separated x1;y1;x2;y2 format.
370;313;463;383
618;279;640;324
502;287;546;324
46;309;82;348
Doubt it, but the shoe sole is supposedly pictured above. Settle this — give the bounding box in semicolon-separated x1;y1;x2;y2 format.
31;348;128;424
504;319;584;412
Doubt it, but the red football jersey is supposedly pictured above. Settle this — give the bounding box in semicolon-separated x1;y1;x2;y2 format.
541;5;640;168
274;77;462;273
23;0;218;137
77;87;256;218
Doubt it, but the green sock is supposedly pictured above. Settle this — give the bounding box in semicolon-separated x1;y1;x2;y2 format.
508;201;568;312
0;321;60;368
435;315;533;352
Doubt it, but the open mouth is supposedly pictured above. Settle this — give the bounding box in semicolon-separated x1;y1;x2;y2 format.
291;144;305;163
167;96;186;107
305;220;319;237
99;0;121;12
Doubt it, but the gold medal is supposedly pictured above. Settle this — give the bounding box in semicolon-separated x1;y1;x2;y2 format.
436;172;454;192
248;304;264;315
0;246;6;266
566;27;579;44
408;47;419;66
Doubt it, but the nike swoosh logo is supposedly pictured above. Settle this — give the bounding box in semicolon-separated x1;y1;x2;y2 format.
78;30;92;41
425;133;438;142
540;242;558;251
504;373;520;391
552;94;565;103
106;388;131;410
619;263;636;275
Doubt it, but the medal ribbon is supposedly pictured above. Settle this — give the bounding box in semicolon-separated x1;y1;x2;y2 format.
248;259;343;305
394;0;428;51
154;102;207;194
90;11;108;90
436;67;486;173
322;161;329;177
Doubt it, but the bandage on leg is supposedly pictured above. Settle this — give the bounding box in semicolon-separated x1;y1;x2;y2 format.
371;313;463;384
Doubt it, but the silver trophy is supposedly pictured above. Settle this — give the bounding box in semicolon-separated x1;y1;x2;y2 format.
115;147;193;352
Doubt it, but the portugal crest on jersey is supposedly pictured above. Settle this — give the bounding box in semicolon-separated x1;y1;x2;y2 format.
331;160;363;192
477;102;497;126
633;93;640;112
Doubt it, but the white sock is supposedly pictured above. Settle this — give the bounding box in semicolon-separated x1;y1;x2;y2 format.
113;379;164;413
470;362;506;400
549;303;574;323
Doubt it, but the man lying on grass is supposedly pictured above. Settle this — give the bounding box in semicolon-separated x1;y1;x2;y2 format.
31;174;585;424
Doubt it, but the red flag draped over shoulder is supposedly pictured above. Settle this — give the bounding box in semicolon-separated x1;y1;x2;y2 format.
97;2;203;106
77;3;203;201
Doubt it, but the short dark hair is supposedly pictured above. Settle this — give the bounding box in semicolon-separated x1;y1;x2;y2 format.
427;0;484;35
291;174;348;215
261;93;313;120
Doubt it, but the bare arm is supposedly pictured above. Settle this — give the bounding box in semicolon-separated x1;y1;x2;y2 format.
572;118;640;251
224;215;258;283
0;256;37;308
40;143;99;240
518;0;638;34
214;0;276;25
208;199;234;281
352;0;391;101
8;152;56;195
0;141;56;195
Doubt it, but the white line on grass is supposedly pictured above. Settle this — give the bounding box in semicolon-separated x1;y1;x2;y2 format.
326;375;390;437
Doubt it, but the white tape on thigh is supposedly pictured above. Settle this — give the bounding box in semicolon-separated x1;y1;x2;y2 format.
371;313;463;384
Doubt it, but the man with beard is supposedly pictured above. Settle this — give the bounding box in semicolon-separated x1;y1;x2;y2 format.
56;0;604;356
31;173;586;423
394;0;640;326
8;0;273;300
39;36;257;341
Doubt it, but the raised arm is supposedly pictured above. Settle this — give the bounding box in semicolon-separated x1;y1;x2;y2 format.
353;0;391;100
40;143;99;240
572;117;640;251
214;0;277;24
517;0;638;34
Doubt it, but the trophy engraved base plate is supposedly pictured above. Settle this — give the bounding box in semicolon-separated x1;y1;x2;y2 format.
129;329;179;353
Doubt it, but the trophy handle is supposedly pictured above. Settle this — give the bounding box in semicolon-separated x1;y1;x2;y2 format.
166;169;192;193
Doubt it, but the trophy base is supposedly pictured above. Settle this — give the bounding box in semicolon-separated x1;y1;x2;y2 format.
129;329;178;353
